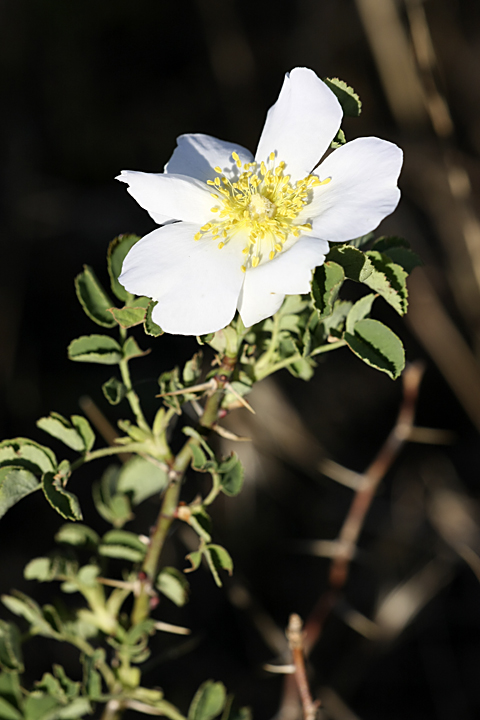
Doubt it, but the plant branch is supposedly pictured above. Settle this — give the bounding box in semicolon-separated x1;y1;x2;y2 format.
119;356;150;432
303;361;426;654
286;614;320;720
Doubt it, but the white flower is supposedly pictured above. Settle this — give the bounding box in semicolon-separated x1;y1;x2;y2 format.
117;68;403;336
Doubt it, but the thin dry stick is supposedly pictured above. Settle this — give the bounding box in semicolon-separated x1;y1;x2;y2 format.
286;614;320;720
304;361;425;654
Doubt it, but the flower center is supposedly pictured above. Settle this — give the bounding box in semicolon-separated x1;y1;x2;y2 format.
194;151;331;271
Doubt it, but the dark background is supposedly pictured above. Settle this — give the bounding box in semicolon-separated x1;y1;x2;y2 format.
2;1;480;718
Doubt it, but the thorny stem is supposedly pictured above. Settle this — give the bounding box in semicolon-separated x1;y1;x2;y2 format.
131;440;194;625
199;354;237;429
303;361;426;654
286;614;320;720
69;443;153;473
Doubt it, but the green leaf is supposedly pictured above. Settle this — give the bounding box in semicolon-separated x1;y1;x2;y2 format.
323;77;362;116
0;467;40;519
24;558;55;582
107;234;141;303
345;294;376;334
189;507;212;541
55;523;99;547
102;376;126;405
311;262;345;319
1;592;60;639
68;335;123;365
0;438;56;475
0;672;23;715
42;472;82;521
372;236;422;274
349;232;375;249
0;621;23;673
204;545;233;587
190;445;209;472
321;300;353;337
330;127;346;149
184;551;202;573
122;336;147;361
109;304;147;329
37;414;85;453
99;530;147;563
344;318;405;379
74;265;116;328
70;416;95;452
144;301;164;337
188;681;227;720
0;697;22;720
365;250;408;315
183;352;203;386
328;245;408;315
156;567;190;607
117;456;168;505
92;465;132;528
82;649;104;700
76;565;100;588
327;246;373;282
218;454;244;497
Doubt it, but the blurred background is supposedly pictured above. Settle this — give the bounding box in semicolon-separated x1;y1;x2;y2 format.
2;0;480;718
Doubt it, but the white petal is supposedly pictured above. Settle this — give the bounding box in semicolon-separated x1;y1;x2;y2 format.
165;133;254;182
119;222;245;336
298;137;403;242
116;170;213;224
255;68;343;182
238;236;328;327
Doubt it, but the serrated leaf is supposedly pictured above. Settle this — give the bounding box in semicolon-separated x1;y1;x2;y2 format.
55;523;99;547
188;681;227;720
344;318;405;379
349;232;375;249
218;454;244;497
327;245;373;282
204;545;233;587
144;301;164;337
321;300;352;337
0;466;40;519
102;376;126;405
42;472;82;521
345;294;376;333
0;438;56;475
109;304;147;329
74;265;116;328
0;672;23;715
117;456;168;505
156;567;190;607
324;77;362;116
365;250;408;315
330;127;346;148
123;335;147;361
70;416;95;452
372;236;422;274
0;621;23;673
68;335;122;365
36;414;85;453
107;234;141;303
311;262;345;319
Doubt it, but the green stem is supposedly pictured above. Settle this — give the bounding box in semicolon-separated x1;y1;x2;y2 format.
119;356;150;432
131;440;194;625
200;354;237;430
100;699;125;720
255;339;347;381
69;443;149;473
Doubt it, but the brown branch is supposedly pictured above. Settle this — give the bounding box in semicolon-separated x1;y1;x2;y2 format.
286;614;320;720
303;361;425;654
